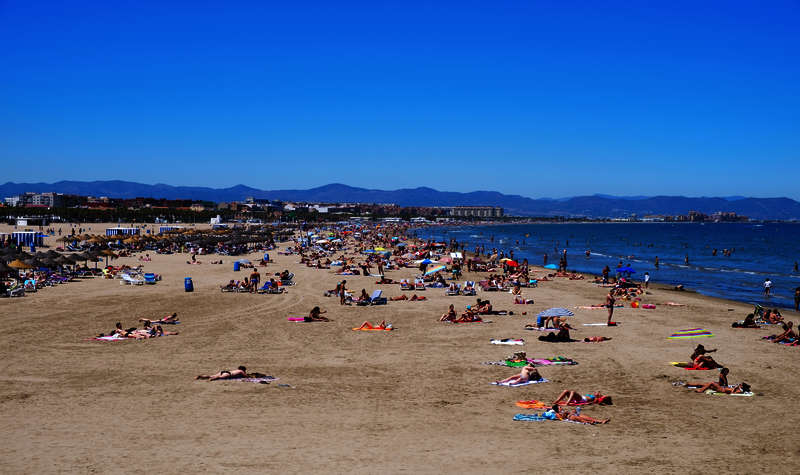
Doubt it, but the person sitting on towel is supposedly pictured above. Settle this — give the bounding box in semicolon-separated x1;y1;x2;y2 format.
732;313;759;328
552;390;612;406
690;345;721;369
196;366;250;381
770;321;796;343
544;404;610;424
694;381;751;394
305;306;329;322
456;307;482;323
494;365;542;385
440;304;457;322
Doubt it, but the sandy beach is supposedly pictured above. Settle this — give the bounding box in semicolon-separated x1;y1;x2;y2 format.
1;223;798;474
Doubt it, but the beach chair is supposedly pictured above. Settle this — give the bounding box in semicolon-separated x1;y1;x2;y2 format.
280;273;295;286
414;278;426;291
446;283;461;296
528;279;538;288
6;284;25;297
462;281;477;296
120;273;145;285
369;289;387;305
400;279;413;291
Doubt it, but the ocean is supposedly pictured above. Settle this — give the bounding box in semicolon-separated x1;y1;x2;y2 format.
414;222;800;310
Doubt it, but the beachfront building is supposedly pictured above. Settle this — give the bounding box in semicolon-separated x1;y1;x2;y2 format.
4;192;68;208
442;206;504;218
105;227;140;236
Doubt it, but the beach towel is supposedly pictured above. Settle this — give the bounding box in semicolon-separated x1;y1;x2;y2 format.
668;328;714;339
351;327;393;331
490;339;524;345
512;413;548;421
705;390;754;397
491;378;549;387
524;326;559;332
237;376;278;384
287;317;308;322
577;305;623;310
516;398;596;408
92;335;131;341
669;362;713;370
484;357;577;367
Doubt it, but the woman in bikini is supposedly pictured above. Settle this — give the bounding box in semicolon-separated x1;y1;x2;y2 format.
685;367;729;388
606;290;616;325
305;306;329;322
355;320;392;330
583;336;612;342
552;390;612;405
690;344;721;369
694;382;751;394
494;365;542;385
139;312;179;324
197;366;249;380
440;304;457;322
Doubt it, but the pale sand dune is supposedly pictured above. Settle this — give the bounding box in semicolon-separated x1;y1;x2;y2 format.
0;223;798;473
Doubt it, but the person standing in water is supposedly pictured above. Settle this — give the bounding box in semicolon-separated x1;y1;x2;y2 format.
685;254;689;265
763;278;772;297
794;286;800;311
794;261;799;273
654;256;659;269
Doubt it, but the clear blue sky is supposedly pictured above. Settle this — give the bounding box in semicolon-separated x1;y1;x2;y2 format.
1;1;798;198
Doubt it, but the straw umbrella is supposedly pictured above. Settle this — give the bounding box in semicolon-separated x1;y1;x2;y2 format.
8;259;33;270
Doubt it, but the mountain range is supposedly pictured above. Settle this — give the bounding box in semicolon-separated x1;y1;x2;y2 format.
2;181;799;220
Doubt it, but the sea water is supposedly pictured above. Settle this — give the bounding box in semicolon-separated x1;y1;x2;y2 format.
415;222;800;310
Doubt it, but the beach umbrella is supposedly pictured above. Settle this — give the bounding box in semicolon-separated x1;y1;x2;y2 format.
8;259;33;270
438;256;453;264
423;265;447;276
544;264;558;270
506;260;519;267
617;266;636;274
537;308;574;318
416;258;434;265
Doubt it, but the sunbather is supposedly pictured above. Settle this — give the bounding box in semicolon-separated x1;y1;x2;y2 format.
494;364;542;385
690;345;721;369
538;322;574;342
685;367;729;388
583;336;612;342
694;382;751;394
355;320;392;330
732;313;759;328
196;366;249;380
139;313;179;324
552;390;612;405
440;304;457;322
391;294;409;301
306;306;329;322
545;405;609;424
769;321;796;343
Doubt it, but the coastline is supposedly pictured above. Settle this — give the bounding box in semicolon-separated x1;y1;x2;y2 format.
0;222;798;472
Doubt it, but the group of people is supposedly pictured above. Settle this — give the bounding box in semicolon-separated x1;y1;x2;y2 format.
96;317;179;339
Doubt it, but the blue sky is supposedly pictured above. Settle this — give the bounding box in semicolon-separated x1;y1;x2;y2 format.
1;1;798;198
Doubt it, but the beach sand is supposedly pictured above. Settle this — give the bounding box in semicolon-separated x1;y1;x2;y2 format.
1;223;798;473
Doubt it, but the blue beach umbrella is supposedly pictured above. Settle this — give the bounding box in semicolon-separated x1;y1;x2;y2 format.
617;266;636;274
537;308;574;318
543;264;558;270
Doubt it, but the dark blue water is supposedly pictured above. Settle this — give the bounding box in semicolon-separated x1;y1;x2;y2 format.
416;223;800;310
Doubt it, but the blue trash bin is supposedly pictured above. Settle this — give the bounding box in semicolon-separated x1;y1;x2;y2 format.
263;253;270;263
233;261;240;272
184;277;194;292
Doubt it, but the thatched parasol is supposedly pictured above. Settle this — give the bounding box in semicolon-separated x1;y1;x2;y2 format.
8;259;33;269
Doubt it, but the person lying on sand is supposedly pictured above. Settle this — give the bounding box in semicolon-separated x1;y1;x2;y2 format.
355;320;392;330
538;322;573;342
552;390;612;405
494;365;542;385
694;382;751;394
139;313;179;324
685;367;729;388
306;306;329;322
197;366;250;380
544;405;609;424
455;307;483;323
583;336;612;342
732;313;759;328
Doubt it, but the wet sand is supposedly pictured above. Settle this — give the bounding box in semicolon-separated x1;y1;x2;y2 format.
1;223;799;473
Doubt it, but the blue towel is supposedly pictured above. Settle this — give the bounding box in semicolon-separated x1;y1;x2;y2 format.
513;413;547;421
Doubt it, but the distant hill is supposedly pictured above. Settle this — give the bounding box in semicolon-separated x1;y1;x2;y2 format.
2;181;799;220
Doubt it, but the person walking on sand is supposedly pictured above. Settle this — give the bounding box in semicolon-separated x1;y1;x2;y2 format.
643;272;650;289
763;278;772;297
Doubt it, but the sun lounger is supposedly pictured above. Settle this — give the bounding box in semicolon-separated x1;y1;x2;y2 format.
461;281;476;296
120;273;145;285
369;289;387;305
445;284;460;296
400;279;413;291
414;279;425;291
